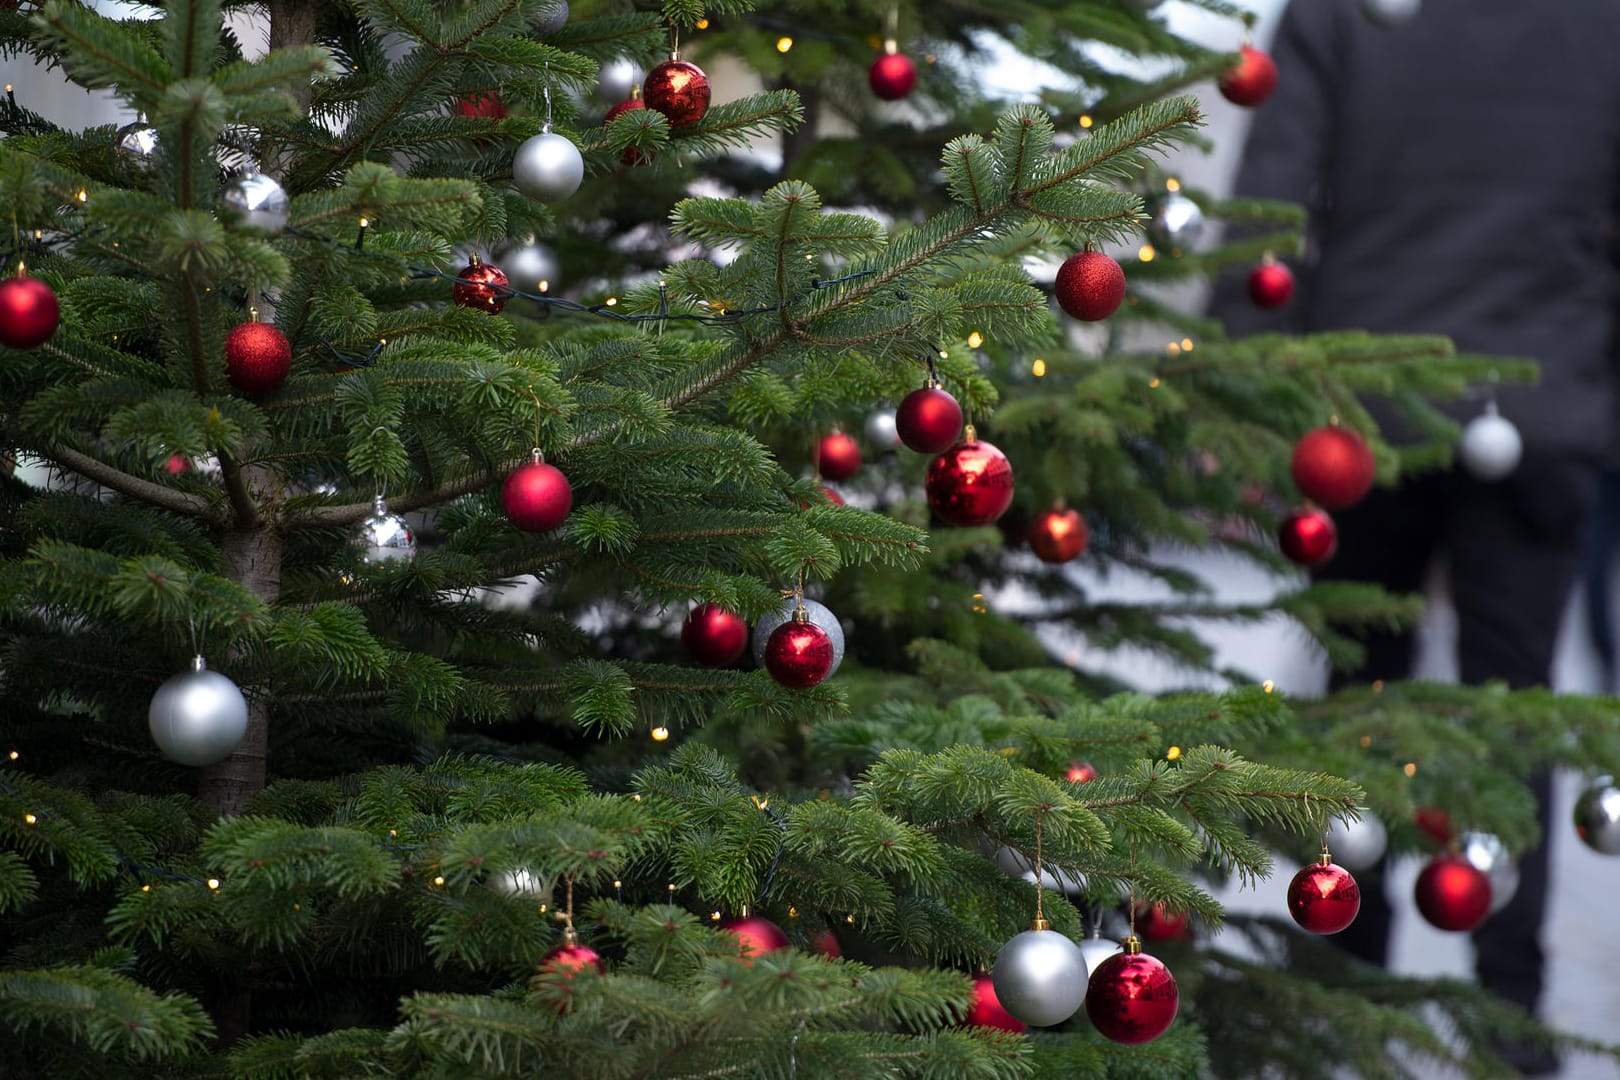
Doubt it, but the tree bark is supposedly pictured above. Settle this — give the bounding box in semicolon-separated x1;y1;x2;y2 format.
267;0;321;114
778;77;818;180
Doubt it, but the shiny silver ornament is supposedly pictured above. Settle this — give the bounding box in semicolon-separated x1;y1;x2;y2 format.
488;867;551;899
148;656;249;766
864;407;901;451
1458;401;1522;482
356;495;415;564
753;598;844;675
1325;811;1388;873
513;128;584;203
1078;932;1124;980
598;57;645;104
1149;191;1204;253
1460;831;1519;915
1359;0;1421;27
1574;776;1620;855
222;171;290;234
991;927;1090;1027
534;0;568;33
115;121;159;170
497;238;561;294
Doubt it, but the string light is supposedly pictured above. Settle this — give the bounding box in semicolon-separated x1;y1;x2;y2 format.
432;874;446;886
1166;746;1182;761
1148;377;1161;388
967;330;984;348
1359;734;1372;748
1372;679;1385;693
6;750;17;760
1166;342;1181;356
1079;114;1094;129
711;910;722;921
1139;244;1156;262
776;36;793;52
140;884;151;892
75;188;87;203
23;812;36;825
1165;178;1181;192
1402;762;1418;777
207;878;221;890
651;725;670;742
1262;679;1275;693
1180;337;1194;351
1031;357;1046;377
605;296;618;307
695;16;709;28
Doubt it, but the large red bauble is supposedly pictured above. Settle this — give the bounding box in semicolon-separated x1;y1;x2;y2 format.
682;602;748;667
1291;426;1375;510
454;92;507;119
604;93;651;164
1085;949;1179;1045
720;915;790;962
224;319;292;394
502;458;573;532
895;386;963;454
1218;45;1278;107
1287;860;1361;934
966;972;1027;1033
926;439;1016;527
453;259;510;314
1066;761;1098;785
1247;261;1294;309
1135;901;1190;943
868;51;918;101
1413;853;1492;932
1278;506;1336;567
1054;250;1126;322
1028;507;1089;564
538;939;605;978
643;59;711;127
764;618;835;689
814;430;862;481
0;274;59;349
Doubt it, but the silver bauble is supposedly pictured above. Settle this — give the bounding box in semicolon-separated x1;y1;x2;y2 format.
1078;933;1124;980
1359;0;1421;27
864;407;901;451
497;238;561;294
356;495;416;564
534;0;568;33
753;598;845;675
1457;402;1522;482
598;57;645;104
488;867;550;899
222;171;290;234
990;928;1089;1027
1149;191;1204;253
115;122;159;170
995;845;1085;895
148;656;249;767
512;130;584;203
1325;812;1388;873
1574;776;1620;856
1460;831;1519;915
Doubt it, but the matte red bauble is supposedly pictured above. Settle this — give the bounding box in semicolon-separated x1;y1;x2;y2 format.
1085;945;1179;1045
895;385;963;454
1291;426;1375;510
453;258;509;314
720;914;790;961
605;90;651;164
454;92;507;119
682;602;748;667
643;59;710;127
224;318;292;394
817;484;845;507
0;274;59;349
1055;250;1126;322
164;454;190;476
1414;806;1454;845
1247;260;1294;308
926;437;1015;527
1135;901;1190;943
502;453;573;532
1278;507;1336;567
966;972;1027;1033
1028;507;1089;564
764;617;835;689
1218;45;1278;107
810;928;842;958
1414;853;1492;932
868;50;917;101
814;430;862;481
1287;859;1361;934
1065;761;1098;785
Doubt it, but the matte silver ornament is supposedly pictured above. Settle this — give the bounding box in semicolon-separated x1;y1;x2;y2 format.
1149;191;1204;253
1359;0;1421;27
1457;401;1522;482
865;407;901;451
1078;933;1123;981
513;129;584;203
753;598;844;675
115;122;159;170
356;495;415;564
1460;831;1519;915
148;656;249;766
497;238;561;294
598;58;645;104
222;171;290;234
1325;812;1388;873
1574;776;1620;856
534;0;568;33
991;927;1089;1027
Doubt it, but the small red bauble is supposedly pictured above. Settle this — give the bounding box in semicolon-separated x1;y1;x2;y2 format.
0;274;59;349
502;453;573;532
1278;506;1336;567
1065;761;1098;785
966;972;1027;1033
1247;260;1294;309
224;318;292;394
1054;250;1127;322
1414;806;1454;845
814;430;862;482
164;454;190;476
454;92;507;119
1413;852;1492;932
1291;426;1375;510
764;616;836;689
604;91;651;165
643;58;710;127
1218;45;1278;107
1085;945;1179;1045
810;928;842;958
926;437;1016;527
895;385;963;454
720;914;790;961
868;50;917;101
1287;859;1361;934
682;602;749;667
1028;507;1089;564
453;258;510;314
539;937;605;978
1135;901;1190;943
818;484;845;506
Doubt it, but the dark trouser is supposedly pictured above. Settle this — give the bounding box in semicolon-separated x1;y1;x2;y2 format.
1315;455;1596;1015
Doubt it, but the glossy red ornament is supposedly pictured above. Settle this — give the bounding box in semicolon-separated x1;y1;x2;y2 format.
764;616;835;689
1135;901;1190;943
895;385;963;454
1054;250;1126;322
453;258;510;314
868;50;917;101
682;603;749;667
224;318;292;394
1414;806;1454;845
809;928;842;959
1247;259;1294;309
1065;761;1098;785
502;453;573;532
1287;859;1361;934
966;972;1027;1033
814;430;862;481
1278;507;1336;567
604;90;651;165
1028;507;1089;564
454;92;507;119
538;937;605;978
1085;944;1179;1045
0;274;59;349
1218;45;1278;107
643;58;710;127
720;914;790;962
926;436;1016;527
1291;426;1375;510
1414;852;1492;932
817;484;845;506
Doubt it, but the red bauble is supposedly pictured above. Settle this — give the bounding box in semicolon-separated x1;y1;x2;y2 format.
538;938;605;978
810;928;842;958
1054;250;1126;322
1085;948;1179;1045
643;59;711;127
720;915;790;961
1291;426;1375;510
1414;806;1454;845
1135;902;1190;943
453;259;510;314
1413;853;1492;932
682;602;748;667
454;92;507;119
1218;45;1278;107
604;92;651;165
0;274;59;349
502;455;573;532
814;430;862;481
1278;507;1337;567
818;484;845;506
895;385;963;454
764;618;835;689
926;439;1016;527
1247;260;1294;309
164;454;190;476
966;972;1027;1033
1065;761;1098;785
868;51;917;101
224;319;292;394
1028;507;1089;564
1287;860;1361;934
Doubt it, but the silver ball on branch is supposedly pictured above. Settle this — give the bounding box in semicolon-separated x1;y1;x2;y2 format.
488;867;551;899
497;238;561;295
355;496;416;564
1148;191;1204;253
994;846;1086;895
513;130;584;203
1457;401;1522;482
1078;932;1124;977
1325;811;1388;873
1460;831;1519;915
752;598;844;675
1574;777;1620;855
534;0;568;33
1359;0;1421;27
598;58;645;105
148;656;249;767
865;407;901;451
221;171;290;234
990;926;1089;1027
115;122;159;170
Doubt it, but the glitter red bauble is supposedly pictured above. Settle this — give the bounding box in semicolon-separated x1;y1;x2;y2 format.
1278;506;1337;567
453;259;509;314
1085;950;1179;1045
1066;761;1098;785
224;319;292;394
501;458;573;532
643;59;711;127
1247;260;1294;309
1287;861;1361;934
454;92;507;119
682;602;749;667
868;51;917;101
1414;853;1492;932
814;430;862;481
1291;426;1375;510
1028;507;1089;564
895;386;963;454
1054;250;1126;322
1414;806;1454;845
720;915;790;962
604;93;651;164
1135;902;1190;943
966;972;1027;1033
538;939;605;978
926;439;1016;527
1218;45;1278;107
764;619;835;689
0;274;59;349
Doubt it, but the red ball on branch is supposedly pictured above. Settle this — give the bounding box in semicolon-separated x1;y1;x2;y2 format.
809;928;842;958
1291;426;1375;510
965;972;1027;1033
1065;761;1098;785
1278;506;1337;567
682;603;749;667
453;258;510;314
895;385;963;454
1287;859;1361;934
926;435;1015;527
1134;901;1190;943
643;58;710;127
814;430;862;481
764;616;835;689
1055;250;1126;322
1085;945;1179;1045
1028;506;1089;564
1414;806;1454;845
720;914;790;963
224;317;292;395
0;273;59;349
605;90;652;165
502;453;573;532
868;50;918;101
454;92;507;119
1247;259;1295;309
1219;45;1278;107
1413;852;1492;932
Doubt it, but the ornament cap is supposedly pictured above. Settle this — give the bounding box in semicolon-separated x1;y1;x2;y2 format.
373;494;388;514
190;655;208;673
1123;934;1143;955
560;924;579;946
1318;846;1334;867
1030;915;1050;932
963;422;977;442
883;37;899;54
530;448;545;465
791;603;810;623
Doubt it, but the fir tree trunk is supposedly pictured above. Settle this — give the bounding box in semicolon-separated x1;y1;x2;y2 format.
268;0;320;114
779;76;817;178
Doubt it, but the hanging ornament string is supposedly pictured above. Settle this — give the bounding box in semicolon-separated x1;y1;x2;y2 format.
1031;810;1047;928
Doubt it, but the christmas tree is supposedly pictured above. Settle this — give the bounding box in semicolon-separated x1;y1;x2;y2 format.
2;0;1618;1076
